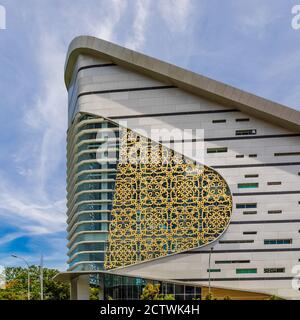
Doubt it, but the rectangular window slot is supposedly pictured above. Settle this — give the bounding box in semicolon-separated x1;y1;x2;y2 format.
238;183;259;189
267;181;282;185
236;118;250;122
219;240;254;244
207;269;221;272
268;210;282;214
236;129;257;136
207;147;228;154
236;155;244;158
243;211;257;215
236;203;257;209
244;174;259;178
264;239;292;245
264;268;285;273
249;154;257;158
243;231;257;235
274;152;300;157
215;260;250;264
212;119;226;123
236;268;257;274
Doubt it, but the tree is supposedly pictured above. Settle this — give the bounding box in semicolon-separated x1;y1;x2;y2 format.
0;266;69;300
89;287;100;300
140;283;175;300
204;292;217;300
267;295;284;300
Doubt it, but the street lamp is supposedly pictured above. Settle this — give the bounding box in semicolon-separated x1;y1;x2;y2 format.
11;254;30;300
208;247;214;297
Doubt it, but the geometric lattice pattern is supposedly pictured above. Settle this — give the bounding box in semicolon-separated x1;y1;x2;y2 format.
104;129;232;270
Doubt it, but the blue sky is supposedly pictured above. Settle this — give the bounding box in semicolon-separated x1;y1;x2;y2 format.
0;0;299;270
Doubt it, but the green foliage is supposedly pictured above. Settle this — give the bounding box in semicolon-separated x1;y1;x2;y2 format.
0;266;69;300
140;283;175;300
140;283;160;300
204;292;217;300
89;287;100;300
156;293;175;300
0;289;27;300
268;295;284;300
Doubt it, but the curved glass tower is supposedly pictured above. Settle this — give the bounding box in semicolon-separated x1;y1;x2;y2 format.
67;115;119;271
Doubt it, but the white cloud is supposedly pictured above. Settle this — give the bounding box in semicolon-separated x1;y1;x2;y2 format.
0;0;129;266
92;0;128;41
7;0;146;228
0;232;25;246
158;0;193;32
233;1;283;38
125;0;151;50
0;183;66;234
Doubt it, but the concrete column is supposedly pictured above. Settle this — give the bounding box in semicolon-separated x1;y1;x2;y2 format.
70;275;90;300
98;275;104;300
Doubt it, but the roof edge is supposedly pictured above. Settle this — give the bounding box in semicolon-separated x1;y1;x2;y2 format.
65;36;300;132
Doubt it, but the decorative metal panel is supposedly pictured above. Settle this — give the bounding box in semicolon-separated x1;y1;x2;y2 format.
104;129;232;270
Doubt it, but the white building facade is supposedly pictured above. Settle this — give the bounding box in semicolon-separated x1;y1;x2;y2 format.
63;36;300;300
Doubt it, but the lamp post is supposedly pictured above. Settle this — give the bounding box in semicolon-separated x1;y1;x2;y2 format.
11;255;30;300
208;247;214;297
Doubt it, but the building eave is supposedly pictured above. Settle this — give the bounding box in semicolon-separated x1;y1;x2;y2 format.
65;35;300;132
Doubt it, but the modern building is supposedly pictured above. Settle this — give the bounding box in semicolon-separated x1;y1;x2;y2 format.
56;36;300;300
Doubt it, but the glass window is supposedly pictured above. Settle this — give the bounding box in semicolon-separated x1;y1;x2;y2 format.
236;118;250;122
69;252;105;267
207;269;221;272
72;232;108;243
244;174;259;178
267;210;282;214
235;129;257;136
274;152;300;157
236;268;257;274
215;260;250;264
264;268;285;273
219;240;254;244
76;212;111;222
212;119;226;123
71;262;104;271
207;147;228;153
236;203;257;209
243;211;257;215
76;182;115;193
237;183;259;189
267;181;281;185
76;192;104;203
72;222;108;234
69;242;106;255
264;239;292;245
77;152;97;163
77;203;105;212
175;285;184;295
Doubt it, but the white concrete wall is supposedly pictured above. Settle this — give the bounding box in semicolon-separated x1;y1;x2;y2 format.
67;54;300;299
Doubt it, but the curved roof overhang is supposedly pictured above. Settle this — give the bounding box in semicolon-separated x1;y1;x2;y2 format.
65;36;300;132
